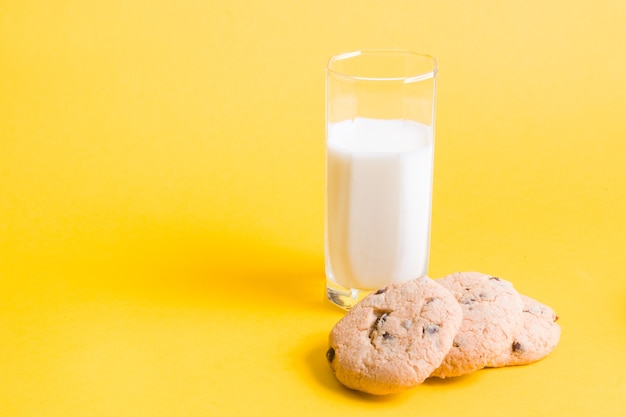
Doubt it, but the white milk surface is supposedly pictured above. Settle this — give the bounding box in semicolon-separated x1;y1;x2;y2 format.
325;117;434;290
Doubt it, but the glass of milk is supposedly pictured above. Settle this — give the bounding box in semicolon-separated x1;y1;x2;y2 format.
325;49;437;309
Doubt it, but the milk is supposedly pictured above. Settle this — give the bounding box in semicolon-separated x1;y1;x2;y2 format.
325;117;434;290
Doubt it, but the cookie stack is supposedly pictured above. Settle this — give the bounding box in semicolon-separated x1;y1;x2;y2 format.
326;272;561;395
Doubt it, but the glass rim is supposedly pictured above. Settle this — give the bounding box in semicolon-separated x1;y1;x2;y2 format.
327;49;437;83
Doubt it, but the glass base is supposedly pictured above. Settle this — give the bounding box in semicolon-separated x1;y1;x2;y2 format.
325;279;372;310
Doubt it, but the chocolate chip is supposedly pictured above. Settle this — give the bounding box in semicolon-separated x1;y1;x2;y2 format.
326;347;335;363
453;341;461;348
479;292;488;299
461;297;476;305
489;277;501;281
374;287;387;295
370;312;390;341
382;332;394;341
423;324;440;335
374;312;388;330
512;341;524;353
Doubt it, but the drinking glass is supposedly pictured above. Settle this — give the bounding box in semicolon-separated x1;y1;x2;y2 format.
325;49;438;309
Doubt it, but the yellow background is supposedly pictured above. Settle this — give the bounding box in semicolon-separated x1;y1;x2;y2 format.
1;0;625;415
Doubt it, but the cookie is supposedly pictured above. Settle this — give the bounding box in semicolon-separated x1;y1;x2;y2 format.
326;276;463;395
491;294;561;367
430;272;524;378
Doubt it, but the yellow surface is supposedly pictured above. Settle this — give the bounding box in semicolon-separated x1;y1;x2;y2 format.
1;0;625;415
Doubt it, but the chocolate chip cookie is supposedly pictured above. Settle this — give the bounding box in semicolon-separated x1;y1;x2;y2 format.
326;276;463;395
491;294;561;367
430;272;524;378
